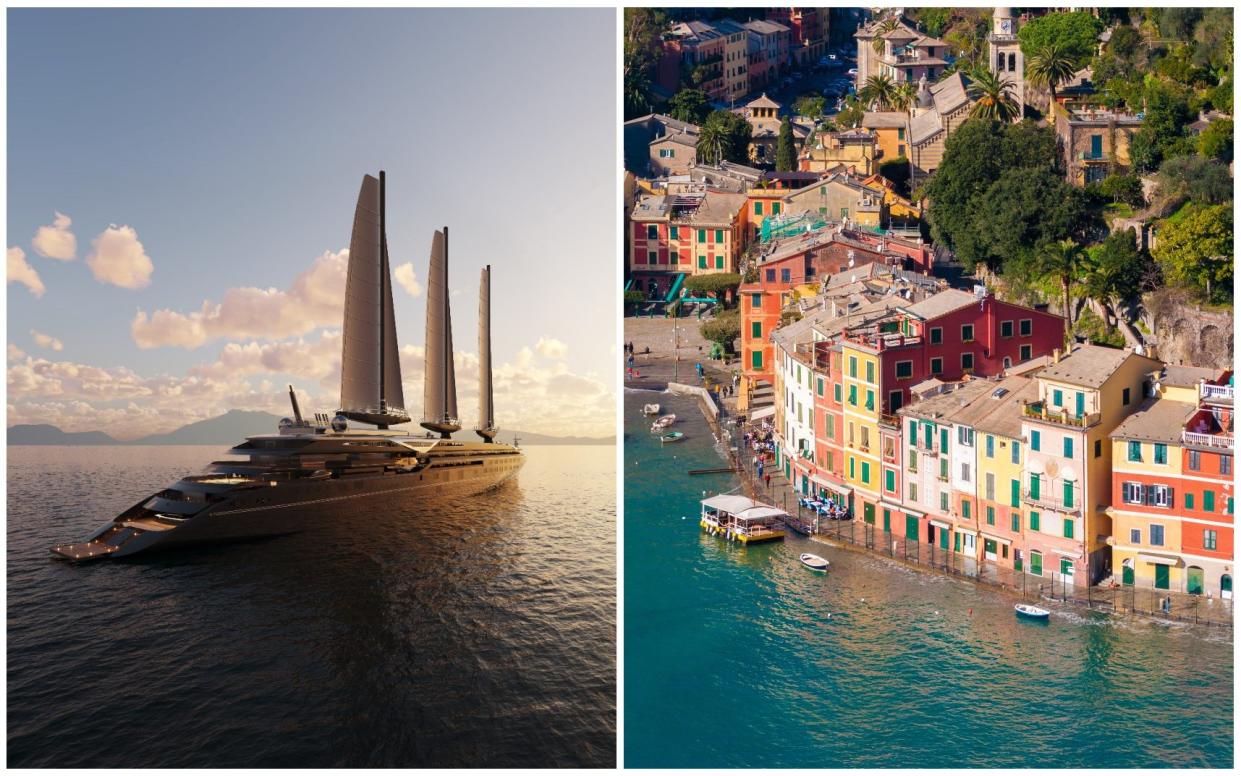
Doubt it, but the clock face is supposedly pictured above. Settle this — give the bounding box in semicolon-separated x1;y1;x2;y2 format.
1000;19;1012;34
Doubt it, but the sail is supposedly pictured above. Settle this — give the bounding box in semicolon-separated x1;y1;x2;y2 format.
421;228;460;435
340;175;383;416
476;265;497;440
381;236;405;412
445;293;458;419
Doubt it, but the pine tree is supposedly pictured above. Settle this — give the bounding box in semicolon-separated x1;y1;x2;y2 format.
775;116;796;172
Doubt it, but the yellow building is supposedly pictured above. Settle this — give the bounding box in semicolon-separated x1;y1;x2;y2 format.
840;341;882;525
970;375;1040;569
799;129;878;176
861;112;909;162
1053;102;1144;186
781;173;884;229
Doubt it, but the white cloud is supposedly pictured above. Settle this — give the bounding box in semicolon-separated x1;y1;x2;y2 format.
31;211;77;260
132;249;348;349
535;336;569;359
30;329;64;351
8;344;28;361
86;225;153;289
7;247;45;298
393;262;424;297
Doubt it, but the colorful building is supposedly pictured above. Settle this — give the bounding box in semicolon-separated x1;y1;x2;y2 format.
1053;103;1143;185
628;188;748;298
799;129;878;176
768;7;826;65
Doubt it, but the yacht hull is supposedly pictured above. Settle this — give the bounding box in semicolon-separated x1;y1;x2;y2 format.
52;453;522;560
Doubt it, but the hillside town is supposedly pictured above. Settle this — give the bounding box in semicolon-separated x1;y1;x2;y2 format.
623;8;1234;604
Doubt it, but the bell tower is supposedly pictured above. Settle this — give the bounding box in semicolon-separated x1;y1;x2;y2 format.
988;7;1025;119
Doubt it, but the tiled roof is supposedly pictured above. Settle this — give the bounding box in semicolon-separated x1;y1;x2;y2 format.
929;71;969;115
902;288;978;320
1037;344;1159;389
1110;398;1197;444
1160;364;1220;388
901;378;996;421
862;111;908;129
969;375;1039;438
909;109;943;145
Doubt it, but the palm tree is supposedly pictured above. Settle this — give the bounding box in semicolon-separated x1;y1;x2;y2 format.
871;17;901;56
859;73;899;111
1038;239;1085;328
966;68;1021;122
1026;42;1077;108
696;120;726;166
891;81;918;184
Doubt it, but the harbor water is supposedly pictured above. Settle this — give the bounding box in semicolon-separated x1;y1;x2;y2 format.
624;390;1233;768
8;444;615;768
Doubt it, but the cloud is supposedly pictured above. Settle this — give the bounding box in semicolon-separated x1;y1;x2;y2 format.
393;262;424;297
7;247;45;298
9;344;27;361
86;225;153;289
31;211;77;260
535;336;569;359
30;329;64;351
132;249;348;349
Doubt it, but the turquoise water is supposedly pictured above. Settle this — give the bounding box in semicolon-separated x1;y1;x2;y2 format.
624;391;1233;768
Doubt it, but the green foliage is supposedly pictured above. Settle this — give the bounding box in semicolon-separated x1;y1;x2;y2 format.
835;95;865;129
623;8;667;120
1152;203;1233;305
1157;8;1203;40
1198;118;1233;162
908;8;951;38
624;289;647;306
1207;77;1233;114
793;94;826;119
1191;8;1234;72
1036;238;1086;326
1082;228;1150;304
1018;12;1104;69
1026;43;1079;101
966;169;1095;274
859;74;899;111
684;273;742;297
1107;24;1142;60
775;116;797;172
878;156;911;197
700;308;740;349
943;10;992;72
1072;306;1127;348
696;110;753;166
1128;82;1193;172
1155;155;1234;212
666;89;711;125
966;69;1020;122
1097;173;1145;208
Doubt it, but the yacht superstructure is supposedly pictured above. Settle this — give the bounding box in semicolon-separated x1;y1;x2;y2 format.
51;171;523;560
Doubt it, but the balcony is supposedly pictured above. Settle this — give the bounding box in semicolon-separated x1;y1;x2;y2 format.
879;412;901;429
1182;430;1234;450
841;331;922;353
1021;489;1081;516
1201;383;1234;403
1077;150;1107;162
1022;401;1100;428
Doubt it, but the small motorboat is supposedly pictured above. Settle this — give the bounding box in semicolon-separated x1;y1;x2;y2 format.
1014;603;1050;620
660;431;685;444
651;414;676;431
643;403;660;415
799;553;830;571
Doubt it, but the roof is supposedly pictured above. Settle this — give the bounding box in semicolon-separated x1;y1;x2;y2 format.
1160;364;1220;388
902;288;979;321
909;109;943;145
701;494;759;513
969;375;1039;438
900;378;996;422
747;93;780;110
1109;398;1197;444
929;71;970;115
743;19;789;35
1037;344;1159;389
862;111;908;129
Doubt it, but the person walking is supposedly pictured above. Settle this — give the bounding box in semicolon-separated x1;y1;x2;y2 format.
764;473;771;490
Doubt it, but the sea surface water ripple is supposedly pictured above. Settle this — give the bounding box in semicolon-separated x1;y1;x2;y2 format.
8;444;615;768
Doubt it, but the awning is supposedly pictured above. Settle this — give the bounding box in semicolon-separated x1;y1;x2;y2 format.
955;528;978;538
880;500;911;515
701;494;760;513
811;476;852;497
749;405;776;421
980;532;1012;545
929;519;952;531
1137;552;1184;566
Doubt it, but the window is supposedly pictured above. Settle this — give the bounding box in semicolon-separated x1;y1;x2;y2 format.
1063;518;1074;539
1188;450;1201;471
865;390;875;411
848;356;857;378
1063;481;1074;508
1222;455;1233;475
751;350;763;369
1008;52;1016;71
1094;440;1101;458
648;251;658;264
848;385;858;406
861;461;871;484
866;362;875;384
1052;389;1063;407
817;377;824;396
961;324;975;343
670;226;679;240
1127;441;1141;462
754;201;764;215
1030;511;1040;531
941;428;949;452
962;501;971;519
939;457;948;480
848;457;856;479
897;127;905;140
885;469;895;493
1029;473;1039;499
1150;524;1164;547
930;357;943;375
929;327;942;345
1011;513;1020;533
1011;479;1021;508
985;435;994;458
961;352;974;371
825;415;833;439
1063;437;1074;459
909;482;918;501
1060;558;1073;578
1150;484;1172;508
698;256;707;269
961;462;971;482
889;390;903;413
986;506;995;525
1020;344;1032;361
715;256;724;270
1019;319;1032;336
1154;444;1167;465
985;472;995;500
1185;492;1194;510
1204;490;1215;512
1012;441;1021;465
751;292;762;308
1205;530;1218;550
1031;430;1040;452
940;492;949;511
1000;320;1013;338
647;224;658;240
1130;528;1141;544
958;426;974;446
1122;387;1131;405
698;229;706;242
765;268;775;282
840;207;849;219
772;202;781;215
834;383;841;403
1030;550;1043;576
781;268;791;283
715;229;724;243
1122;482;1144;504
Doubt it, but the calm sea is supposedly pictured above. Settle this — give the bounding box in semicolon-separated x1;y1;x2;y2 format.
624;390;1233;768
8;444;615;768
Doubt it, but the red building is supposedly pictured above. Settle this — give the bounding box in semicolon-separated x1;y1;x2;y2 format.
767;7;826;64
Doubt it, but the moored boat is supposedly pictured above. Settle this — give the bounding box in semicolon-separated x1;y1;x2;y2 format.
643;403;660;415
1015;603;1050;620
651;414;676;431
699;495;787;544
660;431;685;444
799;553;830;571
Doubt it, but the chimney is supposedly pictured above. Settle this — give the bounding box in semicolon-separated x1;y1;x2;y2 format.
1053;348;1062;364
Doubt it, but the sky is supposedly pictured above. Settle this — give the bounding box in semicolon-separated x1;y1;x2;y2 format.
6;8;617;439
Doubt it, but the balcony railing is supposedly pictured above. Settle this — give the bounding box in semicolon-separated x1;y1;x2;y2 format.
1021;489;1081;516
1182;430;1235;449
879;413;901;429
1022;401;1100;428
842;332;922;353
1201;383;1234;402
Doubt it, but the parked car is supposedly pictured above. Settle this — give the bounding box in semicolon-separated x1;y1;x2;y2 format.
847;67;858;76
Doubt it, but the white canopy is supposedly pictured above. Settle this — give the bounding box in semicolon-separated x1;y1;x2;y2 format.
734;506;789;521
750;405;776;421
701;494;760;513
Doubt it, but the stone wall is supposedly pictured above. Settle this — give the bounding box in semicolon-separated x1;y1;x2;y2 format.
1143;289;1234;370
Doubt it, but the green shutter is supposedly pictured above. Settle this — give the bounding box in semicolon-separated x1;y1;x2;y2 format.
1204;490;1215;512
715;229;724;243
754;201;763;215
1031;430;1040;452
1011;513;1020;532
1030;552;1043;576
1030;473;1040;500
905;514;919;541
908;422;916;445
698;256;707;269
1030;511;1040;531
940;428;949;452
751;321;761;338
986;506;995;525
861;461;870;484
885;469;895;492
1063;437;1073;458
698;229;706;242
1063;481;1074;508
1010;479;1020;508
1063;518;1074;539
751;350;763;369
715;256;724;269
962;500;971;519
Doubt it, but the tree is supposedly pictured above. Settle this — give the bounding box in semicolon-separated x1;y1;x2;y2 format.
1197;118;1233;162
666;89;711;125
859;73;899;111
685;273;742;298
1152;203;1233;305
1037;239;1086;327
1098;173;1145;208
696;110;752;166
1082;228;1150;305
966;69;1021;122
623;8;667;119
1017;11;1104;69
1158;8;1203;40
871;16;901;55
1026;42;1077;105
775;116;797;172
793;94;826;118
1129;81;1193;172
700;308;741;352
878;156;911;196
1154;154;1233;212
835;94;865;128
968;168;1096;273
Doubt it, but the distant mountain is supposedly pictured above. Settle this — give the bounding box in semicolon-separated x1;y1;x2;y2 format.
8;411;613;446
6;424;118;445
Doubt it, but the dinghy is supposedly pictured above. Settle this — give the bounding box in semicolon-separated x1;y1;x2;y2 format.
651;414;676;431
643;403;660;415
1014;603;1050;620
799;553;830;571
660;431;685;444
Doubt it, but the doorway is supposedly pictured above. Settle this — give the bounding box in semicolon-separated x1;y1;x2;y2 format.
1121;558;1134;586
1154;563;1170;590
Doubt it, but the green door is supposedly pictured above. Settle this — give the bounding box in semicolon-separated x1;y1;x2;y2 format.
1187;567;1204;595
864;503;875;525
1154;563;1170;590
939;528;949;550
1030;552;1043;576
1122;564;1134;586
905;514;919;541
882;509;890;533
954;531;961;552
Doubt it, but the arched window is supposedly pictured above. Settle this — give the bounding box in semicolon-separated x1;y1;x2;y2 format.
1187;566;1204;595
1122;557;1134;586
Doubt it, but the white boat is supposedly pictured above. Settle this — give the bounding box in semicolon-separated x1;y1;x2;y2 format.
651;414;676;431
799;553;830;571
1015;603;1050;620
643;403;660;415
660;431;685;444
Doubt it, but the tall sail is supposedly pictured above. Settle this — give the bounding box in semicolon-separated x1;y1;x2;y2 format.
421;227;461;437
476;265;497;441
339;171;409;427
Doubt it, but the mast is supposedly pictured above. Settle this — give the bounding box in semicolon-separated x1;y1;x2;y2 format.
378;170;388;429
476;265;497;442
